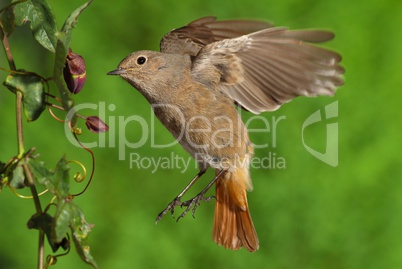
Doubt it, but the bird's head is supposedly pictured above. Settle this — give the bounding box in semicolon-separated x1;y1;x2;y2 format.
108;50;168;91
108;50;190;102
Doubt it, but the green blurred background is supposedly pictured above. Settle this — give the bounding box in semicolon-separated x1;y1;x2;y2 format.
1;0;401;268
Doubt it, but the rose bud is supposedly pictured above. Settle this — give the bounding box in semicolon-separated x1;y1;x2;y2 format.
85;116;109;133
63;48;86;94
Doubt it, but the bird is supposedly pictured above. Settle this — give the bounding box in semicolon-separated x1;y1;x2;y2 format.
108;16;344;252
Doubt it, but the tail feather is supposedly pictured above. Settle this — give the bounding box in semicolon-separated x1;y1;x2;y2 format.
212;169;259;252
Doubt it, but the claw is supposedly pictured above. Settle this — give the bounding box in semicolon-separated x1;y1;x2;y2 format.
155;170;224;224
155;197;182;224
177;198;198;221
178;192;216;221
156;192;216;223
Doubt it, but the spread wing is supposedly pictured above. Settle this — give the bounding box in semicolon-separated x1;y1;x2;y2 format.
160;16;271;56
191;27;344;114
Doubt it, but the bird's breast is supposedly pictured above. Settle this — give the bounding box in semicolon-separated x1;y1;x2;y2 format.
151;85;251;168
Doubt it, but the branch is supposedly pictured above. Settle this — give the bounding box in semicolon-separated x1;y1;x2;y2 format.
11;43;45;269
0;23;16;70
23;162;44;269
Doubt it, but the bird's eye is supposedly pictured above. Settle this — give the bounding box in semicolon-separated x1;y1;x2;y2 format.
137;56;147;65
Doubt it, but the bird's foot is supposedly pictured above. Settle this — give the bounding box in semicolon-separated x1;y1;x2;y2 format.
155;196;183;224
177;192;216;221
155;192;216;224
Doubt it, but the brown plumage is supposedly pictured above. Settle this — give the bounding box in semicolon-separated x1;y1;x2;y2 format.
214;168;258;251
108;16;344;252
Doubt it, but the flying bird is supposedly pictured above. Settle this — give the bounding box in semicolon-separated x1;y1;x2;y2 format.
108;16;344;252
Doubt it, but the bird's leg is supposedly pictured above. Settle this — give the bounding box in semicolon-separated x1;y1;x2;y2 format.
155;170;206;224
177;169;226;221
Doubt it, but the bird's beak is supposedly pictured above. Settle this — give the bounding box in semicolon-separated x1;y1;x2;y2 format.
107;68;126;76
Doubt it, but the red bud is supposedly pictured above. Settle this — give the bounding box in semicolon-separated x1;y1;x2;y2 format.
85;116;109;133
63;48;87;94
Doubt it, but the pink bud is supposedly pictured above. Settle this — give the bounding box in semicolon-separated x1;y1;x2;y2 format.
63;48;87;94
85;116;109;133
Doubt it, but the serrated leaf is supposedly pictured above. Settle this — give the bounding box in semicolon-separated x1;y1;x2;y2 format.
29;159;55;190
53;156;70;198
3;72;46;121
29;156;70;196
12;0;58;52
62;0;94;32
29;157;71;242
28;156;96;265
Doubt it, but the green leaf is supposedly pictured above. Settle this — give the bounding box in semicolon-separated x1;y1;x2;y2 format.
27;212;69;253
53;156;70;198
53;201;70;242
0;3;15;37
29;156;70;196
13;0;58;52
61;0;94;40
51;200;98;267
70;204;98;268
50;200;97;267
29;156;97;266
60;0;94;48
9;164;25;189
29;159;54;189
21;79;46;122
3;72;46;121
0;157;20;191
12;0;31;26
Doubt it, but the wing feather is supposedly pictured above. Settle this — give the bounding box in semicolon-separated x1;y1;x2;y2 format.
160;16;271;55
191;27;344;113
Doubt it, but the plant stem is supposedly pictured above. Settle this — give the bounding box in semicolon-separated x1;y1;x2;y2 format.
18;92;45;269
17;94;41;213
17;93;42;215
23;163;44;269
46;101;87;120
38;230;45;269
0;24;16;70
16;92;25;157
22;163;42;213
10;37;45;269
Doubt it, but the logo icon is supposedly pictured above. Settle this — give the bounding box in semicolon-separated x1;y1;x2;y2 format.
302;101;338;167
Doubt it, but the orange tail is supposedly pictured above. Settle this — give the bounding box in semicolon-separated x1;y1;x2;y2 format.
212;168;259;252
